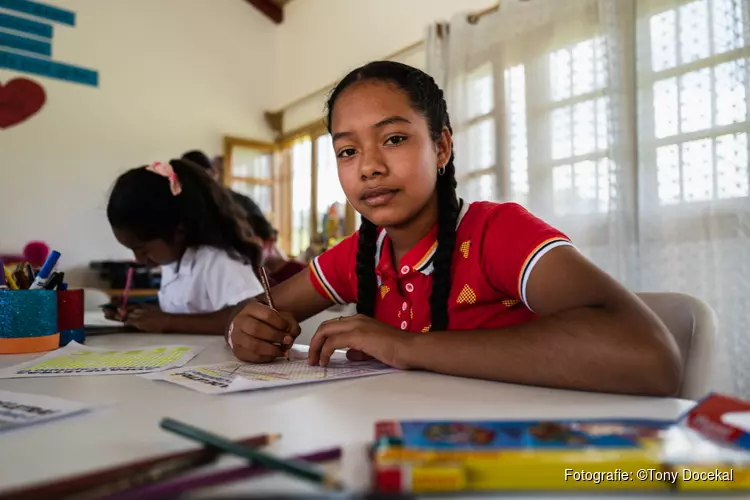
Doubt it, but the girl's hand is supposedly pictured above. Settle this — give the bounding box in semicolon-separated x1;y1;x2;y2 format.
228;301;301;363
307;315;414;369
124;305;170;332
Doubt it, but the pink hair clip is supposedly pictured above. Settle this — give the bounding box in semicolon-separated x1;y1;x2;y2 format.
145;161;182;196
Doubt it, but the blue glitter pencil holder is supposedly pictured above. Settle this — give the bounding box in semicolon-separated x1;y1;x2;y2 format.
0;290;60;354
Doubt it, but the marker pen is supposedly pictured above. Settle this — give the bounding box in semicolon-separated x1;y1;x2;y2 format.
28;250;61;290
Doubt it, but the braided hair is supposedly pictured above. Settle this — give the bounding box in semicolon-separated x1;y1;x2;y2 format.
107;159;261;267
325;61;460;331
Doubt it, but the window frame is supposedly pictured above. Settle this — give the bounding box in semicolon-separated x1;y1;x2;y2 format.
222;135;277;221
635;0;750;218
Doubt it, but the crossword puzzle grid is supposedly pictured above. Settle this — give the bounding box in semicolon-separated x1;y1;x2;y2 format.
27;348;191;371
205;360;375;382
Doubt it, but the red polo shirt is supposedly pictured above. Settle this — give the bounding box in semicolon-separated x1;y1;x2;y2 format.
308;201;572;332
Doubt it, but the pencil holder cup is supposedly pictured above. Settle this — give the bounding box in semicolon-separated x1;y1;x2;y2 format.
0;290;59;354
57;289;84;346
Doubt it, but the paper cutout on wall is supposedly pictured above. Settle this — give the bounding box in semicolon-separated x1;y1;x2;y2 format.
0;0;74;25
0;0;98;87
0;77;46;129
0;12;53;38
0;31;51;56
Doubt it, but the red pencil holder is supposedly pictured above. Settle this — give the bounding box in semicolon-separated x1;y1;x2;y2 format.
57;289;84;346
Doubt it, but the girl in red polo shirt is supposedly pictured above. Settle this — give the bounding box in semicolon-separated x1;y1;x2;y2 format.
227;61;681;396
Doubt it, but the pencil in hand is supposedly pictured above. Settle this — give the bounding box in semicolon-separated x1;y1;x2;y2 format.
120;267;134;320
257;266;290;361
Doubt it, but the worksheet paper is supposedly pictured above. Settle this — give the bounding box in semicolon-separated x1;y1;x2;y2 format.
0;390;94;432
143;347;398;395
0;342;203;379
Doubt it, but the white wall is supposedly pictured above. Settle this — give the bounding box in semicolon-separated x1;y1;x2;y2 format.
274;0;496;132
0;0;275;283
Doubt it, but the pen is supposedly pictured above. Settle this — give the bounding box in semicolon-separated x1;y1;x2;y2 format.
258;265;290;361
160;418;343;490
28;250;61;290
44;272;64;290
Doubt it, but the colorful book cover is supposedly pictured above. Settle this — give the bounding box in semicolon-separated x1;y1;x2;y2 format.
372;394;750;494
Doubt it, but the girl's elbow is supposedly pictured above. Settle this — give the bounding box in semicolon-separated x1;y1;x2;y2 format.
636;329;684;397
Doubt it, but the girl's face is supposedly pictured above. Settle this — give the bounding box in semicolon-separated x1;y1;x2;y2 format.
330;81;451;228
112;227;183;266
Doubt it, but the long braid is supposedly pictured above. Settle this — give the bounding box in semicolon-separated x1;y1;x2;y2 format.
326;61;460;328
429;156;459;331
355;218;378;316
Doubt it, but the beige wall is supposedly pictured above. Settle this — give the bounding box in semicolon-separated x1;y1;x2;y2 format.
0;0;275;282
274;0;496;132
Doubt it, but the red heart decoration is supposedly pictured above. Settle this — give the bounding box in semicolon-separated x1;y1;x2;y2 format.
0;78;46;129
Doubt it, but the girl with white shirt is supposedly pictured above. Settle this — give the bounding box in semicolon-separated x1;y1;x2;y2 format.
105;159;265;334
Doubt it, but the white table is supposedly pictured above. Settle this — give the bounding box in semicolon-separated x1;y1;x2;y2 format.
0;333;695;499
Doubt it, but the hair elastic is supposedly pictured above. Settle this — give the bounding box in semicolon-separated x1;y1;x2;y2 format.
145;161;182;196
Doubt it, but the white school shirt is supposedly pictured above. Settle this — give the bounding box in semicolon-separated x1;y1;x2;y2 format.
158;246;264;314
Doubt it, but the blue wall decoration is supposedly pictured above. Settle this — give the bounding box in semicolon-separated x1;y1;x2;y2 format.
0;0;99;87
0;12;52;38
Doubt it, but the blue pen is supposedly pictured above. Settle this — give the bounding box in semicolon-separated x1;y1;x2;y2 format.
28;250;61;290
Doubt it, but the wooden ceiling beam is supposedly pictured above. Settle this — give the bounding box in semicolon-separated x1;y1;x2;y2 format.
246;0;283;24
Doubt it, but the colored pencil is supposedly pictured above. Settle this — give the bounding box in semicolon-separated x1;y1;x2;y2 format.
258;265;290;361
0;260;6;289
119;267;134;318
110;447;342;500
3;264;18;290
0;433;279;500
160;418;343;490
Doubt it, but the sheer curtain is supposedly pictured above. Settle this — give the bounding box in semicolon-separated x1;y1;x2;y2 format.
428;0;750;398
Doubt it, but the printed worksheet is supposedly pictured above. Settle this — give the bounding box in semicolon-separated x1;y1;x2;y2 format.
0;390;94;432
0;342;203;379
143;348;398;395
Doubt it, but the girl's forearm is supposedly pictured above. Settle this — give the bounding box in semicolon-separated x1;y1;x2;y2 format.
402;307;681;397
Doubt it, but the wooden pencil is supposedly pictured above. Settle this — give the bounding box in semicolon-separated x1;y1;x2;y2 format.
109;447;342;499
119;267;134;319
257;265;290;361
160;418;343;490
0;433;279;500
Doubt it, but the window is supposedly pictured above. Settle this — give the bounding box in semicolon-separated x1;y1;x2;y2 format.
316;133;348;243
290;137;312;256
279;126;359;258
457;63;500;203
546;36;613;217
644;0;748;207
506;64;529;206
223;137;275;219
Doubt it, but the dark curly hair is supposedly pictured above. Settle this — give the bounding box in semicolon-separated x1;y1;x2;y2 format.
325;61;459;331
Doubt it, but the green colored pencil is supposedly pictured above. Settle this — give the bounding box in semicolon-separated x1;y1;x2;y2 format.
159;418;344;490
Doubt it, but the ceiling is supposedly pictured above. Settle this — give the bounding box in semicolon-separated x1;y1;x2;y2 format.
246;0;294;24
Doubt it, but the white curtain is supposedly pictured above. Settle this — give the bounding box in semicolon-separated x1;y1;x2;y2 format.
427;0;750;398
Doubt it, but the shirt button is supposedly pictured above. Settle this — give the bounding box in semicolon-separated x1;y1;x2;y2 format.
405;283;414;293
400;265;410;275
400;321;408;330
402;302;408;311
